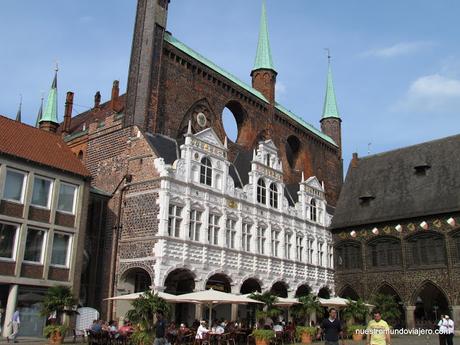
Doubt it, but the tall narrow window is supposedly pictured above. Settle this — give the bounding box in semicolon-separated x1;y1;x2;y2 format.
226;219;236;249
327;245;333;268
307;239;314;264
257;178;266;205
269;183;278;208
189;209;202;241
310;199;317;222
271;230;280;257
296;235;304;261
284;232;292;260
0;223;18;260
57;183;77;214
208;214;220;245
257;226;266;254
242;223;252;252
24;228;46;263
317;241;324;266
31;176;53;208
200;157;212;186
51;233;71;267
3;169;26;203
168;205;182;237
266;154;270;166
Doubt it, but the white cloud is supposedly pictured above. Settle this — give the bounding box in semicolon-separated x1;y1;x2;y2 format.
362;41;432;58
394;73;460;112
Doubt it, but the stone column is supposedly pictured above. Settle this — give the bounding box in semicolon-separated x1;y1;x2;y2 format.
452;305;460;323
195;304;203;321
231;304;238;321
405;306;416;329
2;285;18;338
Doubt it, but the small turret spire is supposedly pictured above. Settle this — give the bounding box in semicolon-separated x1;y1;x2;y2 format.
252;0;275;72
322;52;340;119
35;94;44;127
15;95;22;122
40;65;59;125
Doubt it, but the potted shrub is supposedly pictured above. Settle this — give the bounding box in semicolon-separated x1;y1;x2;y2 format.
347;324;366;341
41;286;77;345
342;299;369;326
296;326;316;344
291;293;323;325
252;329;275;345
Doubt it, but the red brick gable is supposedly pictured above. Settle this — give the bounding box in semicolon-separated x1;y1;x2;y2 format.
0;115;90;177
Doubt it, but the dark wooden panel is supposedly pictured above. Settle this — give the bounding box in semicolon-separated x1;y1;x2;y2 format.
0;200;23;218
0;261;16;276
54;212;75;228
20;263;44;279
28;206;50;223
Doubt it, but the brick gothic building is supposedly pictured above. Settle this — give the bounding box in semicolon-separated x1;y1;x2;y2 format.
61;0;343;318
331;135;460;329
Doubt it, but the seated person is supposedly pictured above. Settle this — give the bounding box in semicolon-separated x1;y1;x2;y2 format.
196;321;209;339
91;320;102;334
119;320;134;336
273;323;283;332
215;324;225;334
109;320;119;338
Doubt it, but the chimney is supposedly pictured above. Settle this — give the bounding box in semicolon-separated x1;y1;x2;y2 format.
62;91;74;135
94;91;101;110
351;152;359;168
110;80;120;111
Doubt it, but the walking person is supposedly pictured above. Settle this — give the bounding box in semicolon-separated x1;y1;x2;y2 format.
6;309;20;343
445;315;454;345
154;311;167;345
438;315;448;345
366;310;390;345
316;308;345;345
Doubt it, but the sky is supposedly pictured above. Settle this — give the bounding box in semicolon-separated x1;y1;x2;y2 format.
1;0;460;171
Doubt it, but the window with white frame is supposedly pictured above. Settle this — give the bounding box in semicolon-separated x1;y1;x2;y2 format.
188;209;202;241
226;219;236;249
24;228;46;263
296;235;304;261
0;222;19;260
242;223;252;252
257;178;266;205
284;231;292;260
51;233;71;267
307;239;314;264
3;169;26;203
310;199;317;222
257;226;266;254
318;241;324;266
57;183;77;213
200;157;212;186
269;183;278;209
31;176;53;208
271;229;280;257
327;244;333;268
208;214;220;245
168;205;182;237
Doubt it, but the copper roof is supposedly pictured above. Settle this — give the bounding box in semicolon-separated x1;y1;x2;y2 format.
0;115;90;178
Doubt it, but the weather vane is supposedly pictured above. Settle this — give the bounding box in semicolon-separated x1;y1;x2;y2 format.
324;48;331;63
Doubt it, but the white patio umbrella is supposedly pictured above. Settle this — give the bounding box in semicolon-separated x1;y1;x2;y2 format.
105;291;181;303
273;297;301;307
318;297;349;308
173;289;264;325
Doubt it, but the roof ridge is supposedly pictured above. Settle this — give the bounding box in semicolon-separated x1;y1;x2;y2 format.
0;114;59;135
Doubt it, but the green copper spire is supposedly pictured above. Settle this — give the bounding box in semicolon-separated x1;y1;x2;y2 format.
40;68;59;124
15;95;22;122
35;96;44;127
253;0;275;71
322;60;340;119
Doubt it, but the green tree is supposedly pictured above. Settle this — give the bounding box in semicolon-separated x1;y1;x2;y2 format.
249;292;282;319
291;294;323;325
370;294;401;326
342;298;369;325
126;291;171;334
40;285;77;325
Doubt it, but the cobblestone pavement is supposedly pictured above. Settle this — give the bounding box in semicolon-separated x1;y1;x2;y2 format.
0;335;450;345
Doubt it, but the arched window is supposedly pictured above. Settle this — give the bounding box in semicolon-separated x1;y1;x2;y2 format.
257;178;266;204
200;157;212;186
407;232;447;267
269;183;278;208
367;237;402;268
334;241;362;270
310;199;317;222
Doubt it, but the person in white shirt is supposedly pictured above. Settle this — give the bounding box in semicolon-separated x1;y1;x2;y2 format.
196;321;209;340
273;323;284;332
445;315;454;345
438;315;448;345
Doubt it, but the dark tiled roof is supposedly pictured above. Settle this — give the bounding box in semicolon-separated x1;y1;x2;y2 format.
145;132;179;164
0;115;90;177
331;134;460;230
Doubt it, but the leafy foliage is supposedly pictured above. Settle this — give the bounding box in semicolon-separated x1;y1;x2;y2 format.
40;285;77;325
342;298;369;324
291;294;323;325
125;291;171;333
43;324;68;338
370;294;402;326
251;329;276;340
346;324;366;335
249;292;282;320
295;326;316;338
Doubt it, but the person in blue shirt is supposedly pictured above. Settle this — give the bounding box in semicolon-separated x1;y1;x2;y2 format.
7;309;20;343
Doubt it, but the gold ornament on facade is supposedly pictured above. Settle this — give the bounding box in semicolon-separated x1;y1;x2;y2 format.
407;223;416;231
433;219;442;228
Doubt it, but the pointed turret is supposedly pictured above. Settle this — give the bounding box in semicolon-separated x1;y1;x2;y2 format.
39;67;59;133
15;96;22;122
251;0;277;104
35;96;44;127
320;56;342;157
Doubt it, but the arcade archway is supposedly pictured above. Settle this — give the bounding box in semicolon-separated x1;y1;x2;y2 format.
413;281;449;328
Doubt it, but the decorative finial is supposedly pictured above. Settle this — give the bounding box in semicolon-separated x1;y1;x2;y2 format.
55;60;59;72
15;94;22;122
253;149;256;160
224;136;228;149
301;171;305;183
324;48;331;64
187;120;192;135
